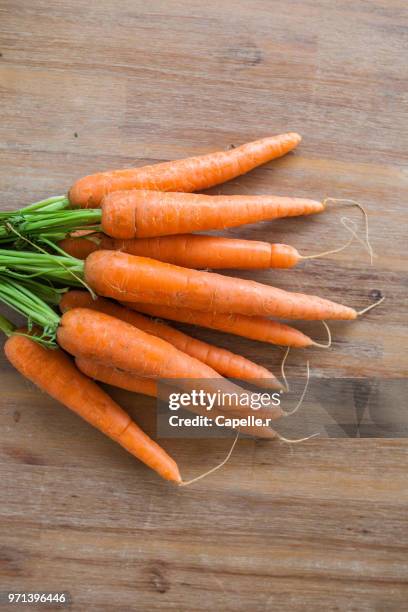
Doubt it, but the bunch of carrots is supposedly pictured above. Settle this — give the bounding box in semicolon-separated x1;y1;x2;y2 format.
0;132;382;486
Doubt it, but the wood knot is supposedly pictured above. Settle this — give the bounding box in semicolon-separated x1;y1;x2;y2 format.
4;445;43;465
224;41;262;67
369;289;382;301
150;566;170;594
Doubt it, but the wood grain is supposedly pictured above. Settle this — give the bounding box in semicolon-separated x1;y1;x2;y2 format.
0;0;407;610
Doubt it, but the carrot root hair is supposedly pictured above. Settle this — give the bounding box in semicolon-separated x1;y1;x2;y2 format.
312;320;332;349
322;197;375;264
357;295;385;316
300;218;356;261
179;430;240;487
280;347;311;417
276;431;319;444
179;422;318;488
282;360;310;417
280;347;290;393
276;358;319;443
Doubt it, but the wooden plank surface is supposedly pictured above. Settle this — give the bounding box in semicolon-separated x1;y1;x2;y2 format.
0;1;407;610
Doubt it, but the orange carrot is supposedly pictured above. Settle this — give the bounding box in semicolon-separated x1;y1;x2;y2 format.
100;190;324;239
84;250;357;320
60;290;281;389
4;332;180;482
59;233;300;269
58;308;226;380
69;133;302;208
112;235;301;269
75;357;158;397
58;309;280;438
123;301;314;348
58;232;105;259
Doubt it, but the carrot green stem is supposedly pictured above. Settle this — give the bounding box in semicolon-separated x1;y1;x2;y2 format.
0;209;101;244
12;209;101;231
0;275;61;346
0;275;60;329
0;195;69;220
0;248;85;285
0;313;16;336
12;277;68;305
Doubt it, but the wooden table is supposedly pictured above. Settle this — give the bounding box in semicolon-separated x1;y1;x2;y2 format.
1;1;407;610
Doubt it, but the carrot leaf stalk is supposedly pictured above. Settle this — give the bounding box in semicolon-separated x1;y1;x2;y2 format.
0;195;70;220
0;248;84;284
0;209;102;244
0;275;60;344
0;313;16;336
11;277;68;306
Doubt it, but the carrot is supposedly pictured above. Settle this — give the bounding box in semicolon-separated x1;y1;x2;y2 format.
75;357;158;397
120;236;301;269
35;190;323;241
69;133;302;208
5;190;322;244
59;308;280;432
58;235;104;259
58;230;105;259
100;190;324;239
84;250;357;320
59;233;300;269
123;301;314;348
2;324;180;483
58;308;226;379
57;233;104;257
0;248;356;321
60;291;281;389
